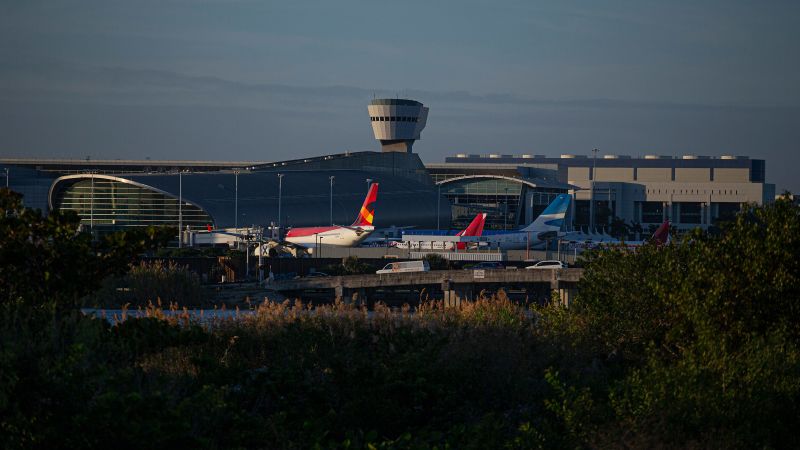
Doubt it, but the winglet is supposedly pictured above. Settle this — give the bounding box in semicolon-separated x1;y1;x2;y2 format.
351;183;379;227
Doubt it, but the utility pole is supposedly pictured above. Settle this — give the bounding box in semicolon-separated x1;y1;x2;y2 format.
329;175;335;226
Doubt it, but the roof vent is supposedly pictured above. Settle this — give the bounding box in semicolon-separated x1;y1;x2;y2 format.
560;154;576;159
520;154;533;159
644;155;671;159
455;153;467;158
682;155;698;160
603;154;619;159
488;154;501;159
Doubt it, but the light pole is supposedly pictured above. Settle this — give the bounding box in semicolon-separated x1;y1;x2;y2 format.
366;178;372;195
277;173;284;231
90;172;94;231
590;148;598;232
234;170;239;228
178;170;183;247
504;187;509;230
437;183;441;230
4;167;8;188
329;175;335;226
319;236;324;258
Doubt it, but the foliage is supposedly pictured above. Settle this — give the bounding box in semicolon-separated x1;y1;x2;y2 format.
607;216;629;239
84;260;207;308
422;253;449;270
2;189;800;448
0;188;174;311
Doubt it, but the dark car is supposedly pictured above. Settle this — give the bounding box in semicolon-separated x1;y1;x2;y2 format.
306;271;331;278
468;261;505;270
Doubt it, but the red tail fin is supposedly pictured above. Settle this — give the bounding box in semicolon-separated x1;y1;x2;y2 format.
456;213;487;249
457;213;487;237
352;183;378;227
651;220;670;245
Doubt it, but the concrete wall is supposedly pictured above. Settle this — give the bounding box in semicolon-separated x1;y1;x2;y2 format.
675;168;711;182
637;168;671;181
596;167;634;181
567;166;590;182
714;168;750;183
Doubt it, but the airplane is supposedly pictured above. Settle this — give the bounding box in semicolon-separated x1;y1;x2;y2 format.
284;183;379;249
563;219;671;248
458;194;572;251
395;213;488;250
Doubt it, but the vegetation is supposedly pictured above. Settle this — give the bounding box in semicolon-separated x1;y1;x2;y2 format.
1;187;799;448
84;260;208;308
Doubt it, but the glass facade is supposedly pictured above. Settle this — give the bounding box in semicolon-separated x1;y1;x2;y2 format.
641;201;665;224
53;178;213;231
679;202;702;224
440;177;563;231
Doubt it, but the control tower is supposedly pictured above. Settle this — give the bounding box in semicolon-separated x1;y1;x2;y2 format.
368;99;429;153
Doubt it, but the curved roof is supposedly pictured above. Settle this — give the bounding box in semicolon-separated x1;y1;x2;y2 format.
50;169;450;229
436;174;574;190
369;98;423;106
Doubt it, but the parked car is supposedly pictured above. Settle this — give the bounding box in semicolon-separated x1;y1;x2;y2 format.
376;260;430;274
305;271;331;278
467;261;505;270
525;260;568;270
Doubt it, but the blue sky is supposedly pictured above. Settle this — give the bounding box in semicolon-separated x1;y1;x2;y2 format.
1;0;798;191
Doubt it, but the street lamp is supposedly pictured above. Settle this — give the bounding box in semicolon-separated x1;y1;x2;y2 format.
89;171;94;231
503;187;509;230
329;176;335;226
437;183;441;230
590;148;598;232
234;170;239;228
277;173;284;230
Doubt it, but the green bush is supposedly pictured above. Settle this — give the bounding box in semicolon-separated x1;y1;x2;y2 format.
85;260;207;308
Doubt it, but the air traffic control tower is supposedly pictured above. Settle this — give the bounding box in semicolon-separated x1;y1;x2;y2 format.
368;98;429;153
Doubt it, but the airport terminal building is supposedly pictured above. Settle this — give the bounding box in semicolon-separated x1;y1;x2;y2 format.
1;98;775;235
428;153;774;232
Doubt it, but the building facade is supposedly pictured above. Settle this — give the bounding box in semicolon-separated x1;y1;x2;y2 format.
432;153;774;232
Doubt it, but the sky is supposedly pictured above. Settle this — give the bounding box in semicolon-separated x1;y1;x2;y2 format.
1;0;798;192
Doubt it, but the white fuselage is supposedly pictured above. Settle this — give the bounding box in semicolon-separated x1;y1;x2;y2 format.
284;226;374;248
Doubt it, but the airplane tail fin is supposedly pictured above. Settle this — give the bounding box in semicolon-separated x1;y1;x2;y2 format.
651;220;670;245
521;194;571;232
455;213;487;250
351;183;379;227
457;213;487;237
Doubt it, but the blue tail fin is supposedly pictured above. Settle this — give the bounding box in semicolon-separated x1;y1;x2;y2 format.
521;194;571;232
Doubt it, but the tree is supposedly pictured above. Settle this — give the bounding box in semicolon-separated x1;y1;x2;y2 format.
556;196;800;447
0;188;175;311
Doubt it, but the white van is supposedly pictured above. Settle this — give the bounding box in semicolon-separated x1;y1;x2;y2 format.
376;260;430;274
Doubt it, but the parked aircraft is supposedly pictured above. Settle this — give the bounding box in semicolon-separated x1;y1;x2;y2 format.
396;213;488;250
284;183;379;248
462;194;572;250
563;219;671;248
